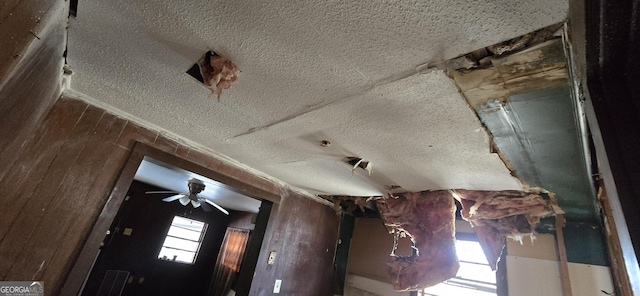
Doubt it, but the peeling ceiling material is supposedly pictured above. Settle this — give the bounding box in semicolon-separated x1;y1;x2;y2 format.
67;0;567;199
452;39;597;222
377;191;459;291
452;189;555;268
452;39;568;109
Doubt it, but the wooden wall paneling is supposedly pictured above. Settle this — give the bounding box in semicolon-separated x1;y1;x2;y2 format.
46;146;130;295
0;0;64;80
59;142;143;296
151;135;179;155
248;189;339;295
0;99;88;246
0;0;66;182
185;147;213;168
0;105;104;279
115;121;158;150
8;111;123;290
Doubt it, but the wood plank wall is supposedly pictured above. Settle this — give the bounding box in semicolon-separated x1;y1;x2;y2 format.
0;94;339;295
246;188;339;296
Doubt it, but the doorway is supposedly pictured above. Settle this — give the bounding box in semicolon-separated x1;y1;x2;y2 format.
63;143;276;296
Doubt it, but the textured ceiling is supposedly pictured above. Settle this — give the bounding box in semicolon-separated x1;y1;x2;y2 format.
66;0;568;197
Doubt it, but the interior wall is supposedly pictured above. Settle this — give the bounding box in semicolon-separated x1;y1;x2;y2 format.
506;234;614;296
81;181;229;296
344;218;411;296
347;218;412;284
247;188;339;295
0;0;67;194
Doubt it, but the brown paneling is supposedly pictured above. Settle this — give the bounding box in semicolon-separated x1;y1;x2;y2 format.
0;0;64;81
185;147;213;167
116;121;158;149
0;99;87;243
152;135;179;154
248;188;339;296
0;3;66;184
0;105;104;279
9;112;123;287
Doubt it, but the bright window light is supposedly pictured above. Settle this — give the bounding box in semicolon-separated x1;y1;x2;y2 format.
419;240;496;296
158;216;207;264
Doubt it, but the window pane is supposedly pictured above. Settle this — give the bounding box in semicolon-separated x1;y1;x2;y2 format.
158;247;196;264
162;235;200;252
456;240;489;264
158;216;207;264
457;262;496;284
423;240;496;296
167;226;202;241
171;216;205;231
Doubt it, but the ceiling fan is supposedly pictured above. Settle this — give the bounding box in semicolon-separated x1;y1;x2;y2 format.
146;179;229;215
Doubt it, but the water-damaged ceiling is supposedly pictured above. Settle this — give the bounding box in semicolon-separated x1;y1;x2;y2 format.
66;0;569;198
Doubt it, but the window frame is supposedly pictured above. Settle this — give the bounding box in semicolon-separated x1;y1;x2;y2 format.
157;215;208;264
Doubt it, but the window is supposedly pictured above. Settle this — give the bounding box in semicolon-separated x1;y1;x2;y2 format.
419;240;496;296
158;216;207;264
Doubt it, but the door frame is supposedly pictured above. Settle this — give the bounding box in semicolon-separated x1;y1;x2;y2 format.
61;142;280;295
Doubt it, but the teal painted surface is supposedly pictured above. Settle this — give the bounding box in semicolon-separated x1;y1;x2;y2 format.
564;220;608;266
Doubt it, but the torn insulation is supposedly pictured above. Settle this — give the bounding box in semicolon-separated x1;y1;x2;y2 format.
200;51;239;101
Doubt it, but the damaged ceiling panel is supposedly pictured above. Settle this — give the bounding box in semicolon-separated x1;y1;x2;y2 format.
451;39;597;222
243;71;523;196
66;0;567;200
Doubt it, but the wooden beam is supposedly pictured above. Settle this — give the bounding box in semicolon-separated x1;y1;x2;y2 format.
554;214;573;296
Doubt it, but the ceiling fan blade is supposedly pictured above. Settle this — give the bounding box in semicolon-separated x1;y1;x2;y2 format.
147;191;179;194
162;194;185;202
179;196;190;206
191;200;201;208
199;200;213;212
204;199;229;215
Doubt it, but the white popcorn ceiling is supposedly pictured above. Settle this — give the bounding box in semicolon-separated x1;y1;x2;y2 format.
66;0;567;197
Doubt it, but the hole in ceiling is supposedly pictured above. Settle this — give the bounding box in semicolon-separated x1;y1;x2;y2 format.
69;0;78;17
186;62;205;84
186;51;239;101
343;157;368;169
320;140;331;147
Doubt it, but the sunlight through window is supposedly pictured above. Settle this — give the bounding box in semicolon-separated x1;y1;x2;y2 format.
158;216;207;264
419;240;496;296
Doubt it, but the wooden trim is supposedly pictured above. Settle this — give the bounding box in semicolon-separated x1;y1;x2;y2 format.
554;214;573;296
60;142;281;295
